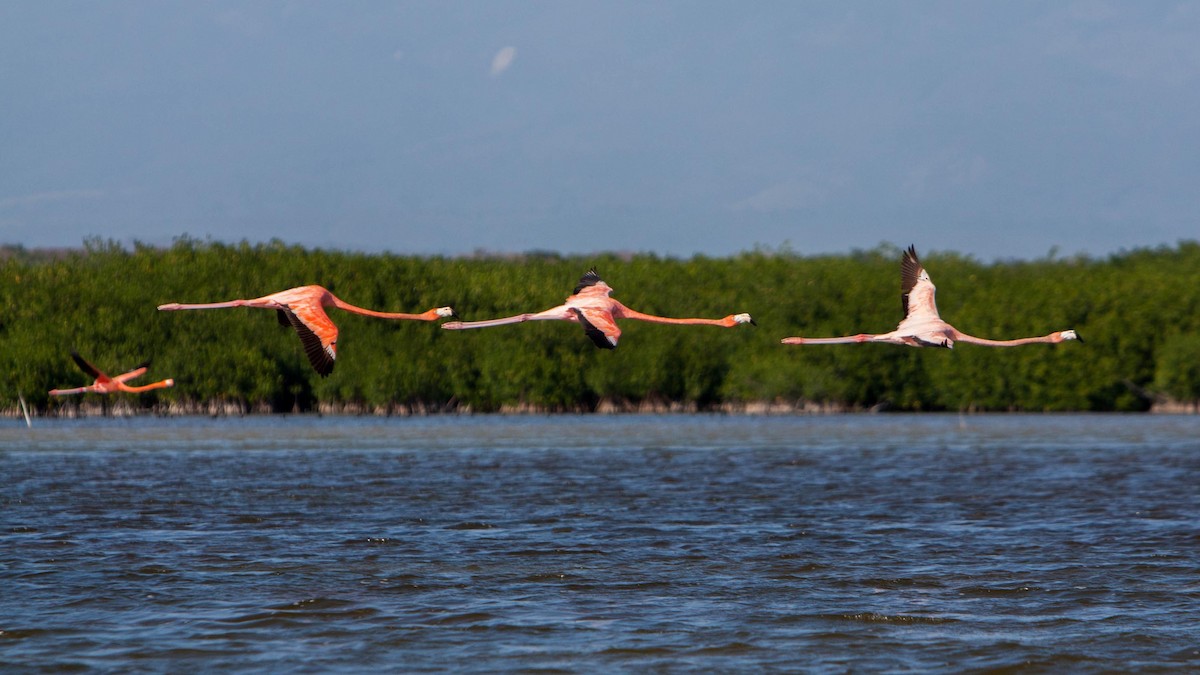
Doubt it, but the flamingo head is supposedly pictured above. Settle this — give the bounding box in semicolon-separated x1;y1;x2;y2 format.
164;379;176;388
1058;329;1082;343
731;313;756;326
435;307;456;318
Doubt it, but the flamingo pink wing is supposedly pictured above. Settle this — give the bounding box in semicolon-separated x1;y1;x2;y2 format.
572;307;621;349
901;245;922;317
281;304;338;376
899;246;941;322
113;364;150;384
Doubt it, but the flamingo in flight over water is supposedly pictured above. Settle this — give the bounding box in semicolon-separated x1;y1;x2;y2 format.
158;285;455;376
441;268;755;349
781;246;1081;349
49;352;175;396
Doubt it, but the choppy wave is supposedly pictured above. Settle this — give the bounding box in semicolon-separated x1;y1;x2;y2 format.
2;414;1199;671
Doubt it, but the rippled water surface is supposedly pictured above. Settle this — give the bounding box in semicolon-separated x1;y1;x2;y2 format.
3;414;1199;671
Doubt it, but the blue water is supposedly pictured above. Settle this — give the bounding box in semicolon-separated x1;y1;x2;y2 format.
2;414;1199;671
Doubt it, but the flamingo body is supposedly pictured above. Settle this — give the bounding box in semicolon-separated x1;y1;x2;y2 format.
781;246;1081;348
49;352;175;396
442;269;754;348
158;285;455;375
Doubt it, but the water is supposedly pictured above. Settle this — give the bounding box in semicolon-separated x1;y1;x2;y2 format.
3;414;1198;672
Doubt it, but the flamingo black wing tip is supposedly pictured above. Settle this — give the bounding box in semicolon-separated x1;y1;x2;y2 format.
573;268;603;295
590;336;617;350
70;351;102;378
308;349;335;377
311;348;336;377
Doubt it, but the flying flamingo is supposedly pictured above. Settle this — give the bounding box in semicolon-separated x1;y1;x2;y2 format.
49;352;175;396
441;269;755;349
158;285;455;376
781;246;1081;349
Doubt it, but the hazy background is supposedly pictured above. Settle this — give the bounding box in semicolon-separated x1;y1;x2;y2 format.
3;1;1198;260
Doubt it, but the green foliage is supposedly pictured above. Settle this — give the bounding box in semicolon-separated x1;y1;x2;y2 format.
2;239;1199;413
1154;332;1200;404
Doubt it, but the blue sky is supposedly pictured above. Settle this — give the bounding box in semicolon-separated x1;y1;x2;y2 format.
2;1;1198;260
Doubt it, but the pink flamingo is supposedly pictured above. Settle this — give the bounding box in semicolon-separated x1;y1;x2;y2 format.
158;285;455;376
50;352;175;395
442;269;754;349
781;246;1081;348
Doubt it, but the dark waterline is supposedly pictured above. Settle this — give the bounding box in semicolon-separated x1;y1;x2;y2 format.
3;414;1199;671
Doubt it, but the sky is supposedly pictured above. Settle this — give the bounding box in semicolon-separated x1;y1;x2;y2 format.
2;1;1198;260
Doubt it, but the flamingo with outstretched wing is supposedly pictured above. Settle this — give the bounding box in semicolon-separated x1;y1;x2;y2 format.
781;246;1081;348
49;352;175;395
158;285;455;376
442;269;754;349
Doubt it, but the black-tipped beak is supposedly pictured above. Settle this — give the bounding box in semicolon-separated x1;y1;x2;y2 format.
1075;333;1084;344
749;317;757;326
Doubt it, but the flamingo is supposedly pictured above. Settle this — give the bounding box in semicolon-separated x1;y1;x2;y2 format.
441;268;755;349
781;246;1081;348
49;352;175;396
158;285;455;376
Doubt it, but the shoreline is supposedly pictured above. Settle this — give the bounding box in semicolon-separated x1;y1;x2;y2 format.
4;399;857;419
4;398;1197;419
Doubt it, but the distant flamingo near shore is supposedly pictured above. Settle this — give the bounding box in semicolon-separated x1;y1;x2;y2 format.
781;246;1081;349
158;285;455;376
442;268;755;349
49;352;175;395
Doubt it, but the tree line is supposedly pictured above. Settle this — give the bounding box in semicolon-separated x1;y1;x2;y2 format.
3;237;1199;415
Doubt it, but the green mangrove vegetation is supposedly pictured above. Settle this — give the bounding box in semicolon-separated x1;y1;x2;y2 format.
3;238;1199;414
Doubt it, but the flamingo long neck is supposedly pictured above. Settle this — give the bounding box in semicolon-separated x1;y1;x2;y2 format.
118;380;174;393
955;334;1056;347
635;316;727;326
330;297;435;320
617;307;728;326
